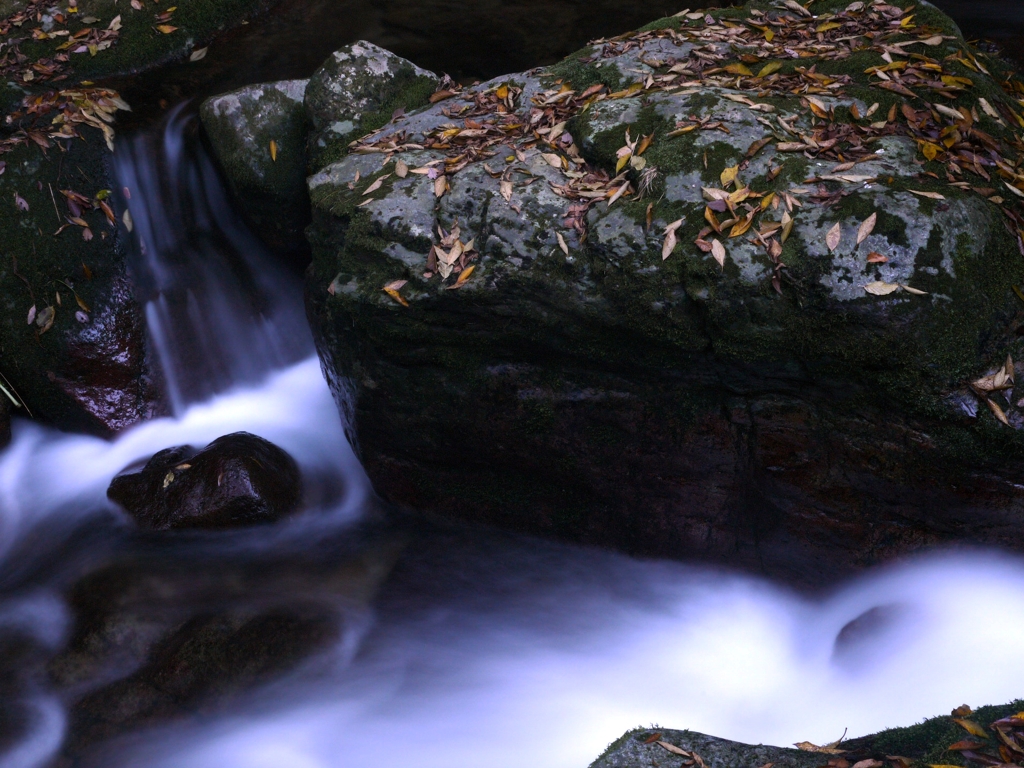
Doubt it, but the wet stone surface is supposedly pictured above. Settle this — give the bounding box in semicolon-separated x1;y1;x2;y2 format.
107;432;302;530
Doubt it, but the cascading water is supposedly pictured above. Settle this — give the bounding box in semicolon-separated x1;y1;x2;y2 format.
3;110;1024;768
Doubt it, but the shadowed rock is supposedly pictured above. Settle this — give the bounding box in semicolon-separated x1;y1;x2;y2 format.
107;432;302;530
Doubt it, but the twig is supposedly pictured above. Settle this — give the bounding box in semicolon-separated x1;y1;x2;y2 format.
48;182;61;224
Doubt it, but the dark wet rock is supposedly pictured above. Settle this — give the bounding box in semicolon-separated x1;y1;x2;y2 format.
0;133;161;436
107;432;302;529
304;40;439;172
45;539;403;761
304;3;1024;584
0;395;9;449
591;728;823;768
200;79;311;263
0;0;278;436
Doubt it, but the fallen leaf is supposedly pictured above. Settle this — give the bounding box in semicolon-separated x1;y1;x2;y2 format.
26;304;36;325
826;222;842;252
867;251;888;263
852;761;883;768
952;706;974;718
447;264;476;289
382;282;409;307
122;209;133;231
711;239;726;268
499;178;513;202
556;232;569;255
395;159;409;178
857;213;877;244
14;193;28;211
542;153;564;169
662;218;684;260
269;140;277;161
434;175;448;198
189;46;208;61
720;165;739;188
900;284;928;295
908;190;945;200
794;743;846;755
364;173;390;196
863;281;900;295
35;306;55;334
724;63;754;77
155;24;177;33
657;742;691;756
987;398;1010;426
781;211;793;243
757;61;782;78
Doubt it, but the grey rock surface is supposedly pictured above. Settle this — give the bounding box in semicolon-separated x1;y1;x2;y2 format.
201;79;311;262
592;729;825;768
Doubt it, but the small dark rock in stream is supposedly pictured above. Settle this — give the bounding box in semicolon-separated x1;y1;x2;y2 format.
107;432;302;529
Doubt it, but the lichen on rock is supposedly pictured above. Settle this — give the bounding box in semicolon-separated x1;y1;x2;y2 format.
303;0;1024;582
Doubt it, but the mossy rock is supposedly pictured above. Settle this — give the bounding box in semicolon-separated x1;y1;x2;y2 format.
304;40;439;173
305;1;1024;582
0;0;278;433
0;127;160;433
590;728;825;768
200;79;310;263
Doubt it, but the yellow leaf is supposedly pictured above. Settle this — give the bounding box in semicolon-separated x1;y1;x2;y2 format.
269;140;277;161
720;165;739;188
764;28;774;42
757;61;782;78
761;192;775;210
448;264;476;289
730;213;755;238
724;63;754;77
953;719;988;738
920;142;940;161
496;84;509;100
816;21;841;32
155;24;177;33
383;285;409;307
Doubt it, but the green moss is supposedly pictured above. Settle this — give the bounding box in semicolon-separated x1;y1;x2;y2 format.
545;46;627;93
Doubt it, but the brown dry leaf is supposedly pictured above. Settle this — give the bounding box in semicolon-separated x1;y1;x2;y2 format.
434;175;448;198
826;222;842;252
656;742;691;756
781;0;811;16
269;140;277;162
364;173;390;196
542;153;564;169
986;398;1010;426
857;213;877;245
900;284;928;295
395;159;409;178
643;733;663;744
556;232;569;255
499;178;513;202
794;743;846;755
908;190;945;200
711;239;726;268
951;706;973;718
867;252;888;263
781;211;793;244
863;281;900;295
662;218;684;260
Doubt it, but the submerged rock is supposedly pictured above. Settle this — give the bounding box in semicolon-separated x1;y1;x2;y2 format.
303;0;1024;582
201;79;311;263
107;432;302;529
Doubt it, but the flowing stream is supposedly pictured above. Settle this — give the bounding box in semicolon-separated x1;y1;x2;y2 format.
3;106;1024;768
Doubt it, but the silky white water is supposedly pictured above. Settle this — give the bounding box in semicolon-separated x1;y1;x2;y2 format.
3;111;1024;768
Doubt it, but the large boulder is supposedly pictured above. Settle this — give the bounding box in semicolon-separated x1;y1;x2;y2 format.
200;79;311;262
107;432;302;529
305;0;1024;583
591;728;824;768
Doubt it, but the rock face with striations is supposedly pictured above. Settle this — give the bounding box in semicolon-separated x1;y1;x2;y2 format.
295;1;1024;582
107;432;302;529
